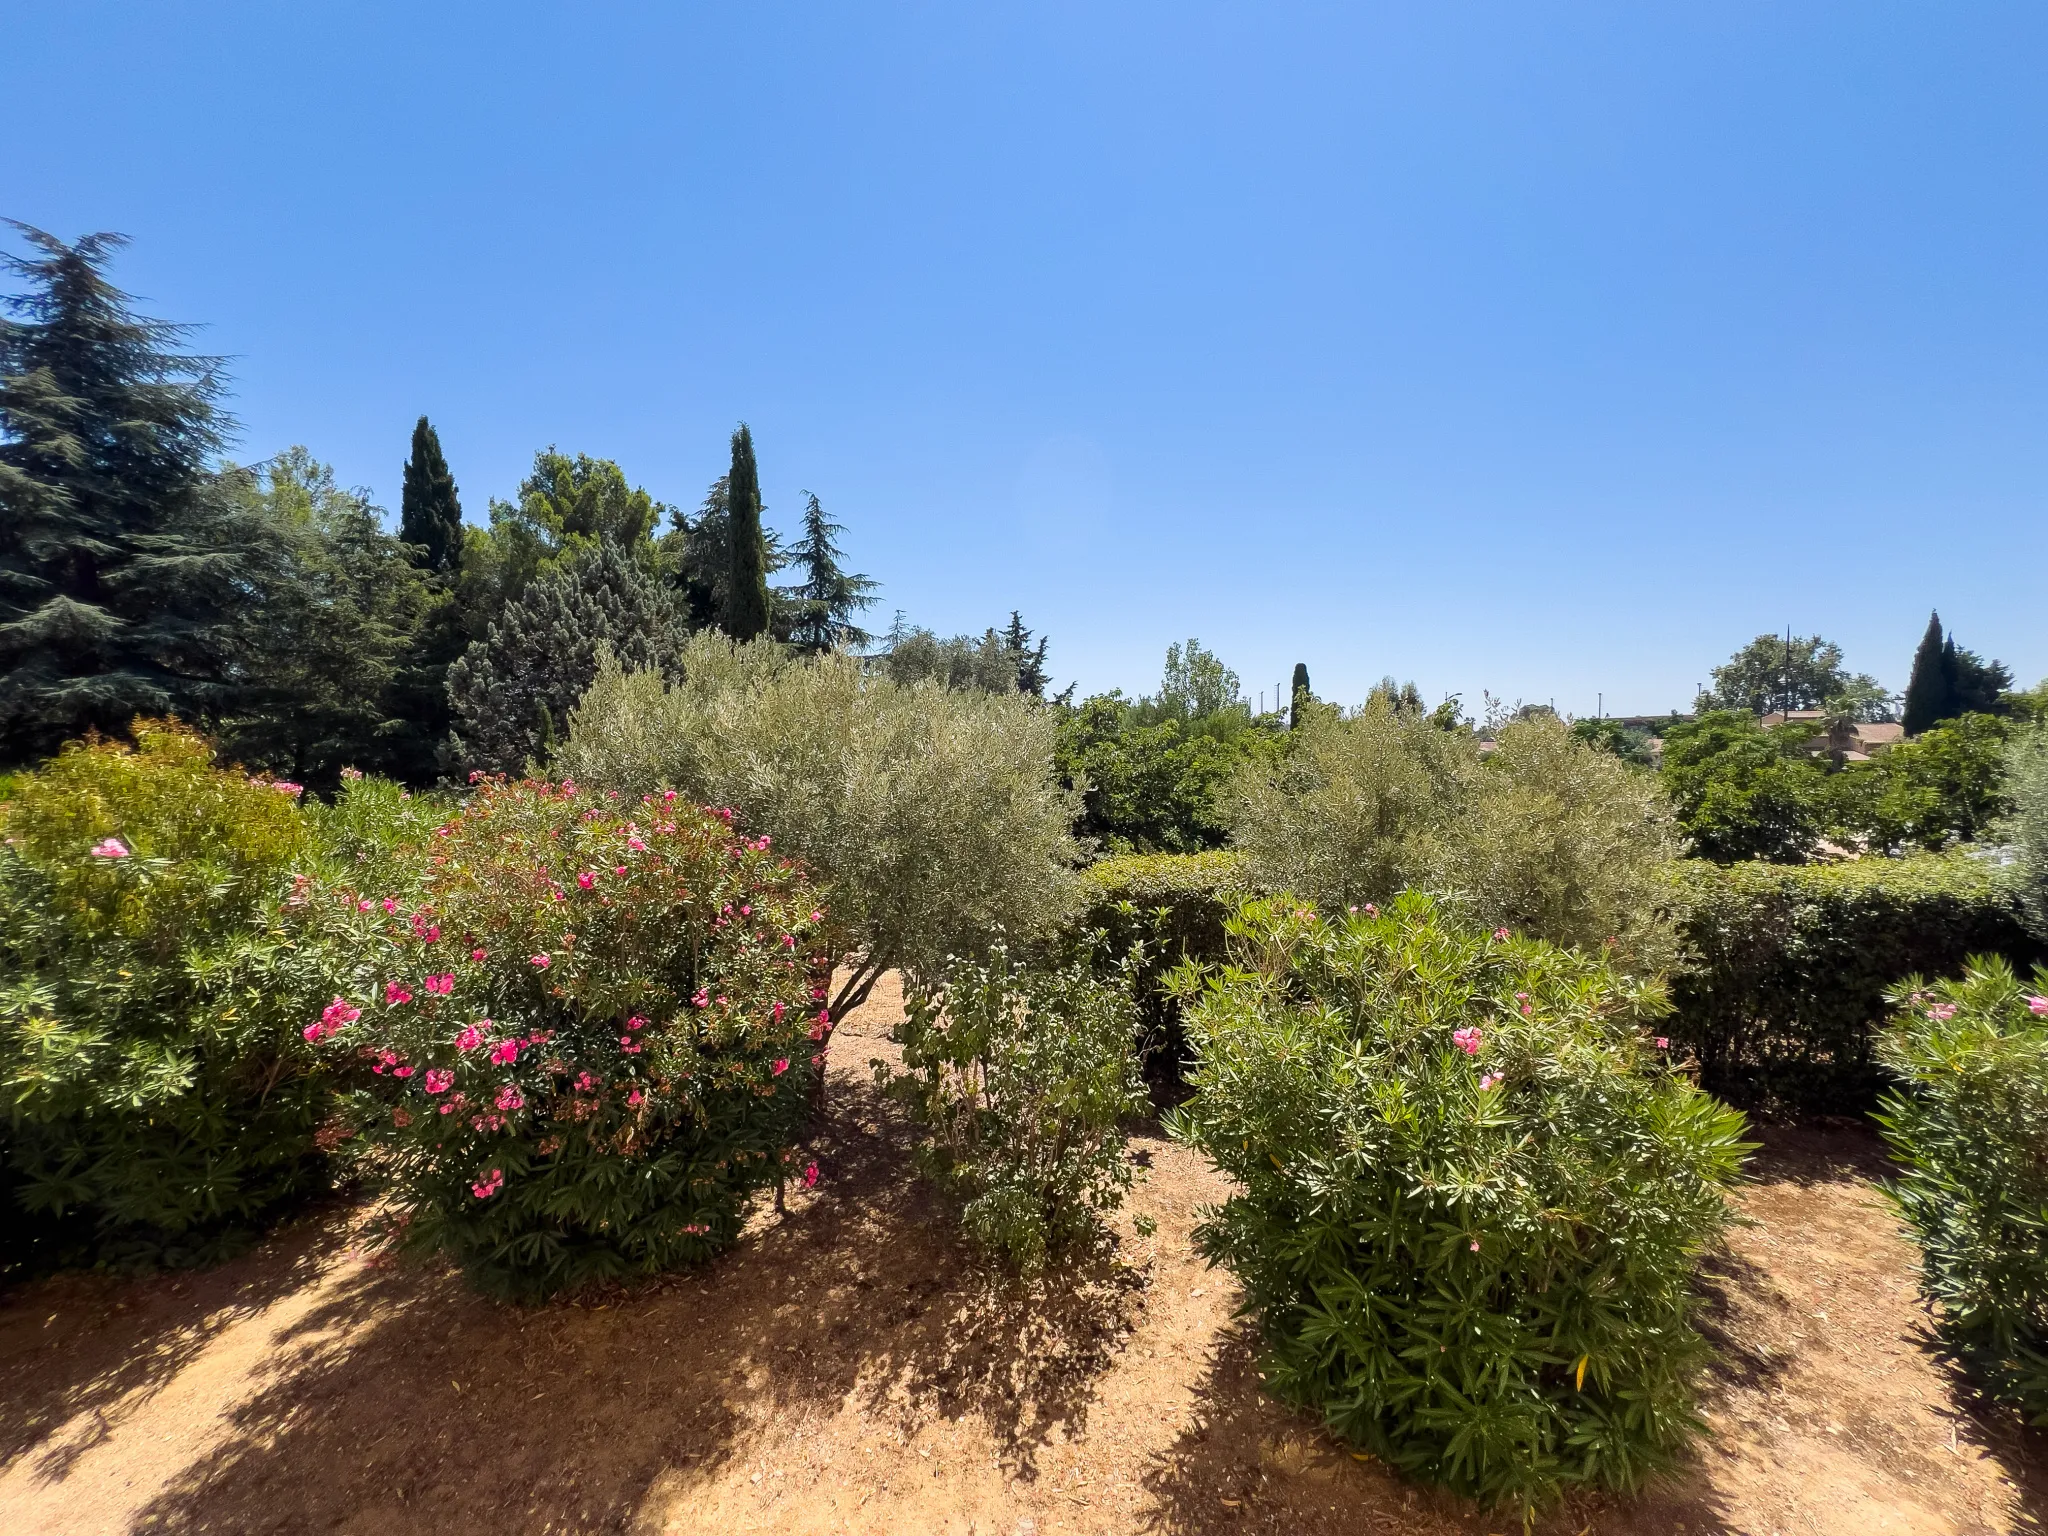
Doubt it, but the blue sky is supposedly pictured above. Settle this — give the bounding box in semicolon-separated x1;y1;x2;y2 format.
10;3;2045;714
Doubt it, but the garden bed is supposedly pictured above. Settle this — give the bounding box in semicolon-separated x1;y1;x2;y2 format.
0;976;2042;1535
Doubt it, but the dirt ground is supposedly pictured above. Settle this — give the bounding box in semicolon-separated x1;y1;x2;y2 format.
2;975;2045;1536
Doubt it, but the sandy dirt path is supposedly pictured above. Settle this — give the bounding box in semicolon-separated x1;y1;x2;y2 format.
2;974;2043;1535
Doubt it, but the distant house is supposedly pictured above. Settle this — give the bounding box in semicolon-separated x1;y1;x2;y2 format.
1761;710;1903;763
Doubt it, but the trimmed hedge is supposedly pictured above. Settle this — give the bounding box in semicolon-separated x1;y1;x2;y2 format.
1073;851;1249;1094
1667;854;2043;1115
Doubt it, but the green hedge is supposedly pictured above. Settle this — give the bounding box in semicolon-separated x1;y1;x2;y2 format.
1667;854;2043;1115
1073;851;1249;1094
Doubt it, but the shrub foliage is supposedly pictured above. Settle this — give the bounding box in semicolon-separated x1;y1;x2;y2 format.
317;776;827;1300
1875;957;2048;1423
0;722;336;1263
1170;893;1749;1515
881;941;1146;1274
1668;853;2041;1114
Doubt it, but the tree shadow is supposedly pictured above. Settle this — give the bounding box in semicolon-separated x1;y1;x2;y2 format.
122;1071;1142;1533
1742;1119;1895;1187
0;1206;349;1480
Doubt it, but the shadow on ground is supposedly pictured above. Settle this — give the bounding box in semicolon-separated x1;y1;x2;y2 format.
115;1071;1141;1534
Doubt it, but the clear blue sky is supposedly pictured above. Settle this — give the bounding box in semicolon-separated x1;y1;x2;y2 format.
10;3;2045;714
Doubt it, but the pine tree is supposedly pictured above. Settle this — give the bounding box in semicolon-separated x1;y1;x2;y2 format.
781;492;877;653
1001;610;1051;696
724;424;771;642
0;226;243;764
1290;662;1312;729
1903;611;1949;736
398;416;464;575
447;540;685;774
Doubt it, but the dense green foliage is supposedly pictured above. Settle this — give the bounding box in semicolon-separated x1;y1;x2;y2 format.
1659;712;1828;862
316;776;827;1300
1056;693;1276;855
398;416;464;576
1830;712;2011;851
0;228;244;766
1170;894;1748;1516
557;636;1083;1023
1666;853;2041;1113
2006;725;2048;941
1903;610;2012;735
447;538;685;774
881;942;1145;1273
0;722;337;1264
723;424;771;642
1230;705;1679;971
1875;958;2048;1423
781;492;876;653
1699;631;1890;719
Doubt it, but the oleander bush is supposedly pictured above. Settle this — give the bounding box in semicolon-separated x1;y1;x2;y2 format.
881;940;1146;1274
0;721;339;1267
1170;893;1750;1517
313;775;828;1300
1875;958;2048;1423
1667;853;2041;1115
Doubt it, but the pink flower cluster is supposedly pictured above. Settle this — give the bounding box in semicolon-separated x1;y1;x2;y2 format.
423;1068;455;1094
456;1023;487;1052
489;1038;521;1066
495;1085;525;1112
1452;1026;1483;1057
471;1168;503;1199
90;837;130;859
1927;1002;1958;1022
1492;927;1510;942
422;973;454;996
1478;1072;1502;1091
385;981;413;1006
303;996;361;1042
2025;995;2048;1017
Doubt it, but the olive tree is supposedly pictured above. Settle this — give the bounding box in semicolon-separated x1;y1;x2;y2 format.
556;635;1083;1022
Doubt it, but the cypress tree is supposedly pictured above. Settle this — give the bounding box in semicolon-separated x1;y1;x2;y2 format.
398;416;464;575
724;423;771;641
0;226;241;765
1290;662;1311;729
1001;610;1051;696
1902;611;1949;736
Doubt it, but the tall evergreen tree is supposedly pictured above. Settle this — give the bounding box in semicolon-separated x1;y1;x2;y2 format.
1903;611;1949;736
1290;662;1312;729
398;415;464;575
0;226;243;763
1945;636;2013;718
446;539;685;774
781;492;877;653
1001;610;1051;696
724;423;771;641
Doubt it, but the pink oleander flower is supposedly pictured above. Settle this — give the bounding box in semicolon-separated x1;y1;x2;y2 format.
489;1039;520;1066
2029;996;2048;1017
340;766;363;781
772;1058;790;1076
1656;1036;1670;1049
385;982;414;1006
627;1089;644;1107
627;836;648;853
1515;991;1531;1017
529;953;551;969
90;837;130;859
470;948;487;962
809;1016;828;1042
810;910;824;923
456;1024;486;1052
1928;1002;1958;1021
471;1168;503;1199
393;1064;414;1078
811;986;827;1001
1478;1073;1502;1091
619;1036;643;1054
1361;903;1377;917
692;988;710;1008
662;789;678;803
803;1161;819;1189
271;781;304;797
811;1052;825;1067
423;924;440;943
423;1068;455;1094
1452;1026;1482;1056
423;973;454;996
382;897;398;913
626;1015;647;1032
781;933;796;949
358;899;374;911
771;1001;785;1023
495;1086;524;1111
578;871;596;890
613;865;627;877
575;1072;597;1092
1493;927;1510;942
1469;1239;1481;1252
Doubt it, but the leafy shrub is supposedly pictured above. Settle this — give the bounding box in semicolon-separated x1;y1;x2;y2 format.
303;768;455;898
880;941;1145;1274
1830;712;2012;853
557;636;1082;1022
1055;693;1278;855
0;722;337;1264
1071;850;1250;1093
2003;724;2048;940
1229;707;1678;970
1875;957;2048;1422
1170;893;1749;1517
1667;853;2041;1114
316;775;827;1300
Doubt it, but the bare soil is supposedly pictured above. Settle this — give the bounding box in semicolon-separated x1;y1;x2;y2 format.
2;974;2044;1535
